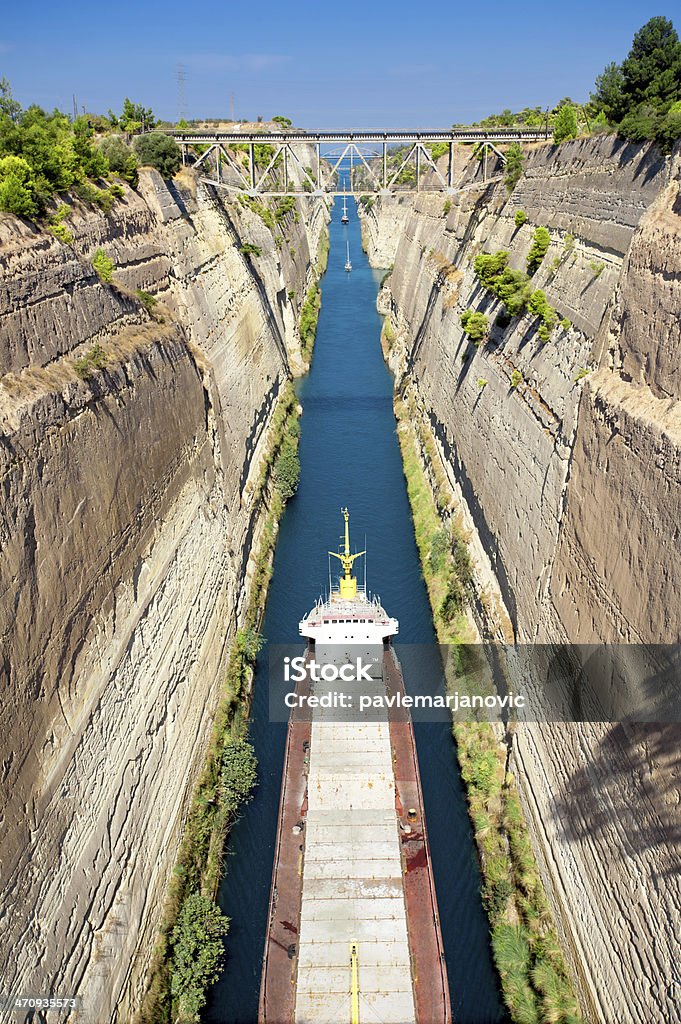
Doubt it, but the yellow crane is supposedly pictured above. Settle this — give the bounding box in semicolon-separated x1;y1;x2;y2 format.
329;508;365;599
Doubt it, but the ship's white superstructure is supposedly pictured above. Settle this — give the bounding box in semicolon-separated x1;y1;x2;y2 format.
299;507;396;643
300;592;397;644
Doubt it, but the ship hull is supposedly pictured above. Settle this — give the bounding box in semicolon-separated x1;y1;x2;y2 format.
258;645;451;1024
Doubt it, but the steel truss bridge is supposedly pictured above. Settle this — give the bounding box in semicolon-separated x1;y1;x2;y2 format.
165;128;551;197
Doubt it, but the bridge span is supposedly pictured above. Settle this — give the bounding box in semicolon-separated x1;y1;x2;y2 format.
164;127;551;197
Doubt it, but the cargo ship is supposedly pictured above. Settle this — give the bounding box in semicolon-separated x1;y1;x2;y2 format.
259;509;451;1024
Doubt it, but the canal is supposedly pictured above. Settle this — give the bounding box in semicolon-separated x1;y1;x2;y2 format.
205;196;506;1023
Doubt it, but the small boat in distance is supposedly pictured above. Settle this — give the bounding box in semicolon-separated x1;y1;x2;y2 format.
345;239;352;272
341;185;349;224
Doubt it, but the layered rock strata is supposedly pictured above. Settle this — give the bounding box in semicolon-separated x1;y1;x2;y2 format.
362;137;681;1023
0;169;327;1022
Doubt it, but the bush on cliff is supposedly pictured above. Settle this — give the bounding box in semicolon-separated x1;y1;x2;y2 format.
133;131;181;178
299;281;322;356
460;309;489;342
526;227;551;276
98;134;139;186
274;435;300;499
170;892;229;1022
504;143;524;192
0;154;37;216
474;251;533;316
221;738;258;817
0;92;109;212
92;248;115;283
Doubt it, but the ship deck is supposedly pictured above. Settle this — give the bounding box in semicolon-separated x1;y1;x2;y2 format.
259;647;451;1024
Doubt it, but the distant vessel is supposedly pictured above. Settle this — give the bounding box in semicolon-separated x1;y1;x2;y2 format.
344;239;352;272
259;509;451;1024
341;185;349;224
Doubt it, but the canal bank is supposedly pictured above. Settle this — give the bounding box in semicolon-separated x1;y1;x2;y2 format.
205;196;505;1023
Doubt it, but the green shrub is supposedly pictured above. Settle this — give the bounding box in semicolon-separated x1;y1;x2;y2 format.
494;268;532;315
274;196;296;222
574;368;589;382
274;436;300;499
564;232;575;252
510;369;523;389
504;143;524;192
553;103;578;143
514;210;527;228
484;878;513;921
443;198;452;215
98;134;139;186
527;227;550;276
108;182;125;199
239;242;262;258
528;289;557;333
74;342;108;379
474;250;510;288
460;309;489;342
47;222;73;244
170;892;229;1021
429;527;451;575
299;282;321;355
474;251;533;316
136;289;158;315
560;317;571;331
220;739;258;816
0;154;39;216
477;377;488;389
440;572;466;622
133;132;181;178
92;248;114;282
658;100;681;151
590;260;604;277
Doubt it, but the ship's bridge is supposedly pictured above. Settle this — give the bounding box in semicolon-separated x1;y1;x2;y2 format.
299;590;398;645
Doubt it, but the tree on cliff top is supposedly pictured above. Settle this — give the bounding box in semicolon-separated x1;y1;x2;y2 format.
133;132;181;178
552;104;578;144
590;16;681;149
620;17;681;109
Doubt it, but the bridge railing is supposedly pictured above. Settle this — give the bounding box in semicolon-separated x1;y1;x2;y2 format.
163;128;551;196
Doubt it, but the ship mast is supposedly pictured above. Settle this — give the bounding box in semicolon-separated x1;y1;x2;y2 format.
329;507;365;598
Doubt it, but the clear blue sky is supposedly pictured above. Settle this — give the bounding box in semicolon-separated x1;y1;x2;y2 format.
2;1;677;126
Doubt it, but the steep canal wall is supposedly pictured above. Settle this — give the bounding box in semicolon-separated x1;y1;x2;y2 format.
361;136;681;1022
0;170;327;1022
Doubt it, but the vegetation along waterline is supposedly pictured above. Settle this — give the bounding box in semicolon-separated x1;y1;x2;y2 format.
139;383;303;1024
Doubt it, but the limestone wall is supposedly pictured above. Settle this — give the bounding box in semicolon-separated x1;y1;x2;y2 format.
0;170;327;1022
362;136;681;1022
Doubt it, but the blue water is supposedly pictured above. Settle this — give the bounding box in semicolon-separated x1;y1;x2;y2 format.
204;198;506;1023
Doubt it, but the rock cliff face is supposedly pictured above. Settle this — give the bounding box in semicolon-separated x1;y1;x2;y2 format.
0;170;327;1023
362;137;681;1022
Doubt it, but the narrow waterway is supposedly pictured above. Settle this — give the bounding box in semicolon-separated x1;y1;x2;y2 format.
205;197;506;1023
